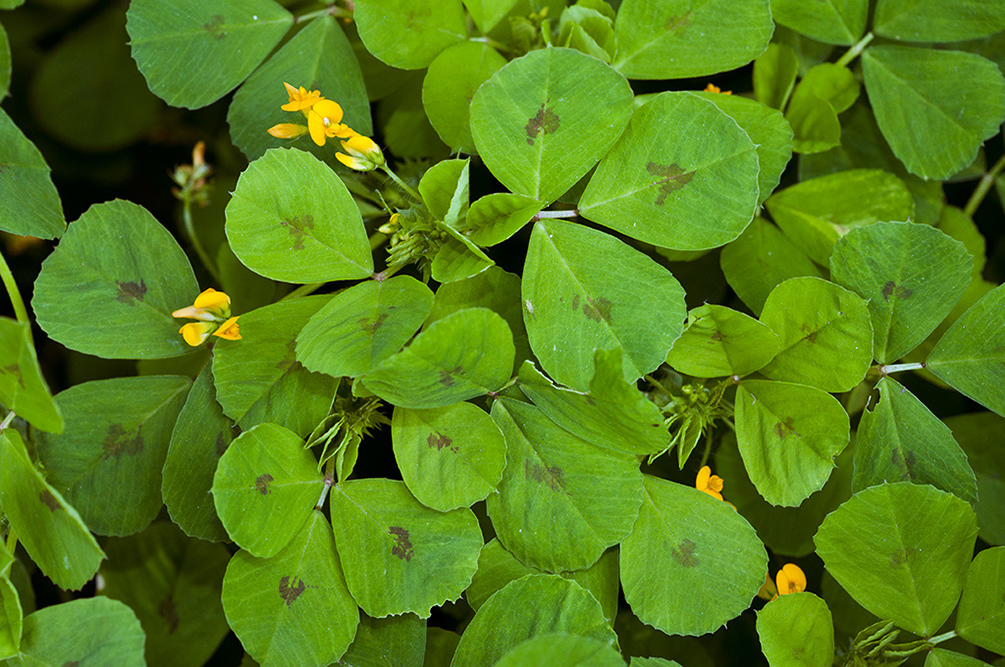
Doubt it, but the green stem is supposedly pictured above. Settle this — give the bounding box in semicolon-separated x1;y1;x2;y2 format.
927;630;957;645
964;152;1005;217
369;231;388;251
644;373;674;397
294;6;343;23
698;428;714;468
533;209;579;220
469;36;513;55
380;166;422;203
281;282;325;301
835;32;874;68
373;263;405;282
182;198;221;284
878;362;926;375
316;458;336;509
4;527;16;564
0;251;28;325
0;412;14;432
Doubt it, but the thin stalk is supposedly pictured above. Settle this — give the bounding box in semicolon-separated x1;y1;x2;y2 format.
281;282;325;301
0;412;14;431
4;528;16;563
644;373;673;397
373;263;405;282
964;152;1005;217
879;362;926;375
294;6;345;23
533;209;579;220
835;32;874;68
380;166;422;202
0;251;28;325
469;36;513;55
315;458;336;509
369;231;388;251
698;428;714;468
182;199;221;284
927;630;957;645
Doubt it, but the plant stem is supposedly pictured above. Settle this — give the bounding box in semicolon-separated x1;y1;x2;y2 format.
0;251;28;325
181;198;222;284
878;362;926;375
315;458;335;509
964;152;1005;217
533;209;579;220
835;32;875;68
0;412;14;431
380;166;422;203
927;630;957;645
469;36;513;55
4;528;16;564
369;231;388;251
373;263;404;282
294;6;345;23
281;282;325;301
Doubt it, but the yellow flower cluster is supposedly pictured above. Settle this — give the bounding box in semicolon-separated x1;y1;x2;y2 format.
758;563;808;600
172;288;240;346
268;82;385;171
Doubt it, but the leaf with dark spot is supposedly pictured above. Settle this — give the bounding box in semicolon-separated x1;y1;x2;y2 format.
102;423;144;460
773;417;797;440
115;280;147;305
278;575;306;606
525;460;568;492
158;596;180;634
361;312;388;335
3;363;24;388
525;103;561;145
582;297;612;323
255;473;274;495
646;162;695;205
890;547;917;569
881;280;914;301
40;489;61;512
799;323;819;344
427;432;454;452
203;14;226;40
665;10;691;32
280;215;316;251
388;526;414;561
671;538;700;567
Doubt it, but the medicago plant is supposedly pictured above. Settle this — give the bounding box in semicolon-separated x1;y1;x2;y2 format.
0;0;1003;664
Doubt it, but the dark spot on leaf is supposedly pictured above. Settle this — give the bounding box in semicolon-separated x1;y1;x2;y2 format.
881;280;913;301
255;474;274;495
427;432;456;453
571;294;580;310
203;14;226;40
3;363;24;388
582;297;612;323
275;339;298;371
158;596;180;634
361;312;388;335
438;365;463;386
102;423;143;460
63;662;79;667
278;575;306;606
280;215;315;251
710;331;723;342
799;323;819;344
115;280;147;305
525;460;567;492
890;547;917;569
389;526;414;561
773;417;797;440
891;448;916;476
647;162;695;205
671;538;700;567
665;10;691;32
404;8;431;28
525;103;560;145
40;489;60;512
215;433;230;458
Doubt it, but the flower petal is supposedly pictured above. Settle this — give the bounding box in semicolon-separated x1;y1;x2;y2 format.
212;316;241;341
308;110;327;146
193;288;230;310
180;322;214;346
268;123;308;139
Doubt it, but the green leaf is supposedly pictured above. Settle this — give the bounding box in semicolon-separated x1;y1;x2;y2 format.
422;41;506;153
691;91;793;204
522;219;686;391
612;0;773;78
580;92;760;251
359;307;514;409
719;217;824;315
378;73;449;158
228;16;371;161
392;402;506;512
735;379;850;507
221;511;359;667
461;0;518;33
354;0;466;70
768;0;867;45
462;193;543;247
784;91;841;155
0;109;63;240
297;277;434;379
451;575;616;667
329;478;482;617
126;0;293;108
0;23;9;99
814;482;977;635
30;8;160;151
946;412;1005;546
470;47;633;204
631;659;684;667
162;360;231;542
225;148;373;282
927;282;1005;417
341;613;426;667
419;159;469;227
716;433;853;557
874;0;1005;42
799;64;863;113
100;522;231;667
854;377;977;502
0;430;104;591
212;295;338;435
753;43;799;110
937;206;986;279
759;278;873;392
756;593;835;667
33;200;199;359
956;546;1005;654
425;627;460;667
0;574;20;660
666;304;780;378
495;634;626;667
6;598;144;667
487;398;643;572
212;423;324;558
36;375;190;536
765;169;914;265
925;649;993;667
518;352;669;457
0;318;62;433
431;223;495;283
862;45;1005;180
830;221;972;364
621;474;767;636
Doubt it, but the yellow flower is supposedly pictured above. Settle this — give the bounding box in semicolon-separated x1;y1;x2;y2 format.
703;83;732;95
775;564;806;597
308;99;354;147
268;123;308;139
695;465;724;501
281;82;322;112
173;289;240;346
335;133;386;171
